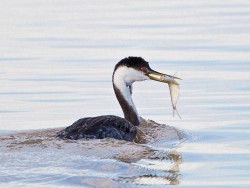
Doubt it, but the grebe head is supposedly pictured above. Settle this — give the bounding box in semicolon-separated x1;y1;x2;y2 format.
113;56;180;85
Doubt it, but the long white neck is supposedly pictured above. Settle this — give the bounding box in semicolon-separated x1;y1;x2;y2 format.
112;67;145;126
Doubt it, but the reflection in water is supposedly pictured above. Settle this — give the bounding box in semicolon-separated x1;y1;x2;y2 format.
0;141;183;187
119;150;182;186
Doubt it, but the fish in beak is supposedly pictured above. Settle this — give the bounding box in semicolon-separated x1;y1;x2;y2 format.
146;68;181;85
146;68;182;118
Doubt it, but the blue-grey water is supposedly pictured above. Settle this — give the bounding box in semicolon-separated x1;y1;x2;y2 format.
1;0;250;187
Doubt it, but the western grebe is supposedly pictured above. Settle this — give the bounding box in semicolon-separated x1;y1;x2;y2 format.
57;57;180;141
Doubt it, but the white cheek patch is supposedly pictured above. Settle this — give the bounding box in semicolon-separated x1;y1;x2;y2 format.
126;68;149;84
114;66;148;86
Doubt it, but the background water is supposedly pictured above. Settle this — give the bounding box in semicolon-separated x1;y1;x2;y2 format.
1;0;250;187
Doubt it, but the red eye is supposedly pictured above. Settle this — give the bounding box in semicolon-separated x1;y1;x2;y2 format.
140;67;147;72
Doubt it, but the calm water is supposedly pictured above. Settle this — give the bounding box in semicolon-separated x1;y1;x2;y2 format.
1;0;250;187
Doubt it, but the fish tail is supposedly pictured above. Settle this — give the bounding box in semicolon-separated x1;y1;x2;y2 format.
175;108;182;119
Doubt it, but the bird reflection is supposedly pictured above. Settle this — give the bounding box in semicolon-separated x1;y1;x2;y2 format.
119;150;182;186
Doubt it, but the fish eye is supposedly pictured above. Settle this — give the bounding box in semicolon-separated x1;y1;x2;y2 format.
140;67;147;72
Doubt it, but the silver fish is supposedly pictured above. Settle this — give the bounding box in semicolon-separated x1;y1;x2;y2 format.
161;74;181;119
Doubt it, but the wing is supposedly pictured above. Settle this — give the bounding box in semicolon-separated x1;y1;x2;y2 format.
57;115;137;141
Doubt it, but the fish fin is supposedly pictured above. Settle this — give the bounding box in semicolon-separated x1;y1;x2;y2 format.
173;72;178;77
172;72;182;80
